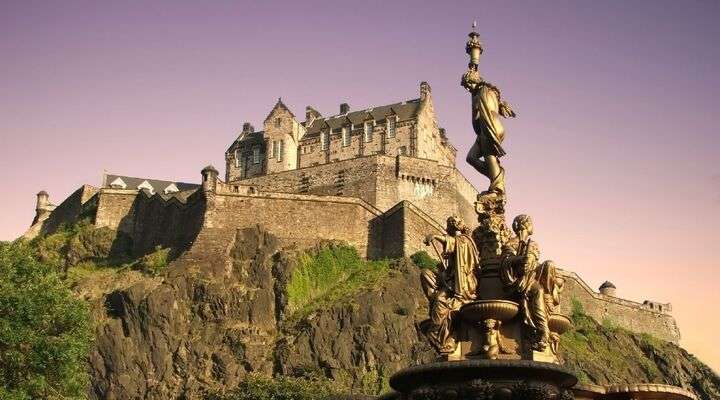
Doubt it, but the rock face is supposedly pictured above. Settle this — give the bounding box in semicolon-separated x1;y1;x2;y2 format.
87;227;434;399
85;226;719;400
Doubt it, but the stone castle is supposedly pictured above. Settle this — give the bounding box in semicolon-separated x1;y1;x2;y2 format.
24;82;679;343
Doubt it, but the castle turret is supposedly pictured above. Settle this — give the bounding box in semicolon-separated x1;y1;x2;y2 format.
31;190;55;225
201;165;219;192
264;98;303;174
599;281;617;297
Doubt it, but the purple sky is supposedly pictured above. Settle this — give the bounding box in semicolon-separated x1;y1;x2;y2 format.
1;1;718;370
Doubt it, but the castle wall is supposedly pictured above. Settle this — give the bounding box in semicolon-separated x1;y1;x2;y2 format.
23;184;99;239
95;189;138;234
233;155;379;202
235;154;480;231
375;155;478;229
205;192;384;258
381;201;445;259
557;270;681;343
129;192;206;256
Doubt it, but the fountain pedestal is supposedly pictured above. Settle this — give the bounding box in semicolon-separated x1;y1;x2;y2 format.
385;359;577;400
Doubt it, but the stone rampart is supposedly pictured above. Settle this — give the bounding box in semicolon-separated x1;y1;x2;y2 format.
24;184;98;239
204;191;385;258
557;269;681;343
234;154;479;231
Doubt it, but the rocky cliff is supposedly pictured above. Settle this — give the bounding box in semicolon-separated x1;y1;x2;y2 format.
62;226;718;400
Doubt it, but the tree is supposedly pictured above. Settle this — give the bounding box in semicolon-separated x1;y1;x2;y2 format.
0;241;92;400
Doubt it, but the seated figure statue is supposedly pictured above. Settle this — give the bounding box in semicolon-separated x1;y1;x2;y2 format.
421;216;480;355
500;214;551;352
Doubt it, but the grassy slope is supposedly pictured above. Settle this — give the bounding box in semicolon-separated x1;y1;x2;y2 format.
560;299;720;400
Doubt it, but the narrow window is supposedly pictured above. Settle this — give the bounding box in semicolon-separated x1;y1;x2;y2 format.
235;149;240;167
278;140;284;162
275;117;281;128
272;140;279;159
322;130;330;150
364;121;373;142
387;117;396;138
342;126;351;147
253;146;260;164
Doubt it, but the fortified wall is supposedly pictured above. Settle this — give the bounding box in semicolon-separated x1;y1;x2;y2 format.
236;154;479;230
24;169;681;344
22;81;681;347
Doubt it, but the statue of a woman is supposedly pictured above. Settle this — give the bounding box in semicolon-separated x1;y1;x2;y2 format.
420;216;480;354
462;65;516;197
500;214;550;351
461;28;516;197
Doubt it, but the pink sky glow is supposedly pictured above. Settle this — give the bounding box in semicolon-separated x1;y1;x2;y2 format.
1;1;718;371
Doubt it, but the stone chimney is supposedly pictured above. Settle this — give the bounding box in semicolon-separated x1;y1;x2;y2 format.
599;281;616;297
201;165;219;192
242;122;254;134
420;81;431;101
340;103;350;114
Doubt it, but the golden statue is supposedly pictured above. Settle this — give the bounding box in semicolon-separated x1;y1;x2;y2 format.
420;216;480;354
500;215;556;352
462;29;516;197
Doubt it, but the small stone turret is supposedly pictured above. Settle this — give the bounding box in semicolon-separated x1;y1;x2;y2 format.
201;165;219;192
32;190;55;225
599;281;617;297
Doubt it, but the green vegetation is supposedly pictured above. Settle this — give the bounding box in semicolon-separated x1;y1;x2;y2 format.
135;246;170;276
207;374;341;400
0;241;93;400
285;244;390;322
410;250;439;271
30;219;132;274
560;297;663;384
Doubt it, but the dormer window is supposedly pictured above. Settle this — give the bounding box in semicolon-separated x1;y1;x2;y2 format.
109;177;127;189
137;180;154;194
387;116;397;138
342;126;351;147
164;183;179;194
364;121;374;142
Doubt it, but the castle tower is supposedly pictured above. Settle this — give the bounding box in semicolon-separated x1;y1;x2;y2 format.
201;165;219;192
32;190;53;225
263;98;303;174
599;281;617;297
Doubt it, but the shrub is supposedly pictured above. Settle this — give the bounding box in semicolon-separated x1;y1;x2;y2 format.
410;251;439;271
207;374;341;400
136;246;170;276
0;241;93;399
285;244;390;321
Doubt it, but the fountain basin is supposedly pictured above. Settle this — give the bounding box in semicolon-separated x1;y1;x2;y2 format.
459;300;519;323
549;314;573;335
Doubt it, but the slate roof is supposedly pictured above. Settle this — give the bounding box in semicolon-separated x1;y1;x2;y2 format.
104;174;199;194
226;131;265;153
302;98;422;138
